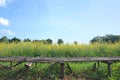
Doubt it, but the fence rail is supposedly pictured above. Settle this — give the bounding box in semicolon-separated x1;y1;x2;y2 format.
0;56;120;62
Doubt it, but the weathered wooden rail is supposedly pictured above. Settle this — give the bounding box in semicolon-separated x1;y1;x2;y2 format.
0;56;120;80
0;56;120;62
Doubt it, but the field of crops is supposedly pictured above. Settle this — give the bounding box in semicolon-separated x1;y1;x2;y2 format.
0;42;120;57
0;42;120;80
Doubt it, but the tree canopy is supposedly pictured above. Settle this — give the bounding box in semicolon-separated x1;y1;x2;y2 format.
57;39;64;45
90;34;120;44
46;38;53;44
0;36;9;43
23;38;31;42
0;34;120;44
11;37;21;43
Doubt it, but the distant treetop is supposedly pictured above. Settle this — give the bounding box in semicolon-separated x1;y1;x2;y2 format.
90;34;120;44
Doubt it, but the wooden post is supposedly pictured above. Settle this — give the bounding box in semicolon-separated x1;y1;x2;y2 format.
60;62;64;80
97;61;100;70
107;61;112;77
10;61;13;69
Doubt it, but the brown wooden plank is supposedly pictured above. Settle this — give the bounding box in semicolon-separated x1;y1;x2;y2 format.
0;57;120;62
0;56;26;62
27;57;120;62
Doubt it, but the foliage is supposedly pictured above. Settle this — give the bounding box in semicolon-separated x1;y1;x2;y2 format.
23;38;31;42
57;39;64;45
74;41;78;45
0;62;119;80
0;42;120;79
0;35;119;79
0;42;120;57
0;36;9;43
90;34;120;44
10;37;21;43
46;38;53;44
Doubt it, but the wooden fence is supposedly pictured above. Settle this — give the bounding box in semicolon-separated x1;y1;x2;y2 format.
0;56;120;80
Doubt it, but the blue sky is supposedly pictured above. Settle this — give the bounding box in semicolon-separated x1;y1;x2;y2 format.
0;0;120;43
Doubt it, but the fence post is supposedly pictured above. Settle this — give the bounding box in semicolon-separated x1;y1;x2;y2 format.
107;61;112;77
60;62;64;80
10;61;13;69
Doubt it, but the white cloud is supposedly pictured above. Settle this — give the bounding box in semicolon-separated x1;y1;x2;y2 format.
0;29;15;36
0;0;14;7
0;0;6;7
0;17;9;26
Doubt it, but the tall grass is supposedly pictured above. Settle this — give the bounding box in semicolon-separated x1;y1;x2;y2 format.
0;42;120;79
0;42;120;57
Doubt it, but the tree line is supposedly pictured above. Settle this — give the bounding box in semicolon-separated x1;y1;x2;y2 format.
0;34;120;44
0;36;64;45
90;34;120;44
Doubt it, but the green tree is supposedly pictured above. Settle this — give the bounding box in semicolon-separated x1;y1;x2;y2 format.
74;41;78;45
46;38;53;44
24;38;31;42
11;37;21;43
32;40;40;43
90;36;103;44
0;36;9;43
57;39;64;45
90;34;120;44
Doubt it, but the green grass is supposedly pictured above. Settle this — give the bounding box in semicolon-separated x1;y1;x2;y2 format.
0;42;120;57
0;42;120;79
0;62;120;80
